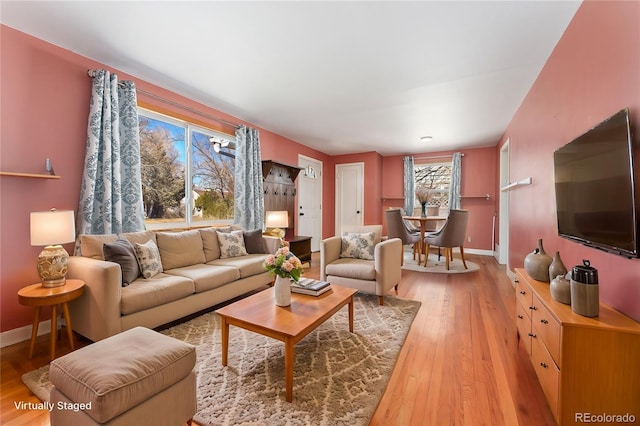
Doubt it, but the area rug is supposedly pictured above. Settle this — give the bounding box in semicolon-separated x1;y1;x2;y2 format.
401;250;479;274
22;292;420;426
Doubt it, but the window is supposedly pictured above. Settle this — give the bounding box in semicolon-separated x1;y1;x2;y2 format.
414;162;452;209
138;108;235;229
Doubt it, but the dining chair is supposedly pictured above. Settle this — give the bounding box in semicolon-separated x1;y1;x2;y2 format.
385;208;421;265
423;209;469;270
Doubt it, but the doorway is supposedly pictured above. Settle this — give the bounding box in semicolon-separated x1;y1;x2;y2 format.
498;140;510;266
297;155;322;252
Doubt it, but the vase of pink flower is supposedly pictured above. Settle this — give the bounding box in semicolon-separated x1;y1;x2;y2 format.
264;246;304;306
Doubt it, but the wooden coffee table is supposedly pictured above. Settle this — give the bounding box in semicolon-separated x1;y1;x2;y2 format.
215;284;357;402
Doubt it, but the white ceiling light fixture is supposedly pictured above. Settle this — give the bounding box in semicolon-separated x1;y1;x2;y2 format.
420;136;433;142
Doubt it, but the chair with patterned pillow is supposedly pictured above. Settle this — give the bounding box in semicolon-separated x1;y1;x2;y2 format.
320;225;402;305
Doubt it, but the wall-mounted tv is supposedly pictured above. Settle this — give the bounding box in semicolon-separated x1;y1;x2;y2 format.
553;108;638;258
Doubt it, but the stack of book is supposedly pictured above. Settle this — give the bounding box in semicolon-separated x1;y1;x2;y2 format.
291;278;331;296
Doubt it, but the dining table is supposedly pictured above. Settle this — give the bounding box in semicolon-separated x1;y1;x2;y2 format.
403;215;447;262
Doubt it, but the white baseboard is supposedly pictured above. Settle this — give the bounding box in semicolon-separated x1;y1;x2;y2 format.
0;320;53;348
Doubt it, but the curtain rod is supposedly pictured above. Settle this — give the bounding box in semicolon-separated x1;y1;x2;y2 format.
87;69;241;129
414;153;464;161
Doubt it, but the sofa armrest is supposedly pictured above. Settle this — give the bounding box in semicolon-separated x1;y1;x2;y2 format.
67;256;123;342
320;236;342;281
374;238;402;288
262;235;282;254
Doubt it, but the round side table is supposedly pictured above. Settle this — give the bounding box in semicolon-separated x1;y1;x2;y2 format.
18;279;85;360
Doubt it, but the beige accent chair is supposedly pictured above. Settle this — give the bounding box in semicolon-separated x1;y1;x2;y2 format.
320;225;402;305
384;208;421;265
423;209;469;270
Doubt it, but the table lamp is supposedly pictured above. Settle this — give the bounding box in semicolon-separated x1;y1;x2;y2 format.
265;210;289;238
30;209;76;287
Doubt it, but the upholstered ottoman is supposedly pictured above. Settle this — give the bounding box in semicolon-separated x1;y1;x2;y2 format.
49;327;197;426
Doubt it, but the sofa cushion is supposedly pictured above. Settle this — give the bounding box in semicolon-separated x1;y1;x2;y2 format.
325;258;376;281
208;254;269;278
49;327;195;424
80;234;118;260
134;240;163;279
244;229;268;254
199;227;231;262
121;274;195;315
217;230;248;258
103;238;140;286
156;230;206;270
340;232;376;260
164;264;240;293
121;230;157;246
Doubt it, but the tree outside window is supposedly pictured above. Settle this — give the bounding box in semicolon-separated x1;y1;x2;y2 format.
138;109;235;228
414;162;452;211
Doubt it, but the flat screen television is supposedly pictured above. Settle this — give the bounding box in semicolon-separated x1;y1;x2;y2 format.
553;108;638;258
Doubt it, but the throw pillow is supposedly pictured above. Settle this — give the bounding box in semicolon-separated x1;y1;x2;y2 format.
216;230;248;259
243;229;267;254
340;232;376;260
133;240;163;279
103;238;140;286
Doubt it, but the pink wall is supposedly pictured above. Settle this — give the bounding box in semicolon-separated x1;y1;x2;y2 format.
381;147;497;250
0;26;330;333
498;0;640;321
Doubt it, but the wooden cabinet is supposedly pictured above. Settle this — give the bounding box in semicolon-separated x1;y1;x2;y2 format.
515;269;640;425
262;160;303;233
287;236;312;265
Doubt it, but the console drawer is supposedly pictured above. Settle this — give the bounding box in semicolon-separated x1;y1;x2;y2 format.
516;300;532;356
515;278;533;312
532;333;559;419
531;294;561;366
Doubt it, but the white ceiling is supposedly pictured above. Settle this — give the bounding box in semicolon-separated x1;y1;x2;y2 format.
1;1;581;156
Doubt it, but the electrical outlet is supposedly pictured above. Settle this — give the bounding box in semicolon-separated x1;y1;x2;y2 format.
467;236;472;243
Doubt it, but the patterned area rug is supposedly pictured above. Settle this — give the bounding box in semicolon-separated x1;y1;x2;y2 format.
402;251;480;274
22;292;420;426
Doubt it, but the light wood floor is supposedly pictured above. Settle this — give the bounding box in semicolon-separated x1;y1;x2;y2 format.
1;252;555;425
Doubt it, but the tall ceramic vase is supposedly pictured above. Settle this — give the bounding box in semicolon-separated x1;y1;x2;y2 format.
421;202;427;217
274;275;291;307
524;238;553;282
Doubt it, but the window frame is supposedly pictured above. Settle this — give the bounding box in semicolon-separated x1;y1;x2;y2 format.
138;107;236;230
413;160;453;211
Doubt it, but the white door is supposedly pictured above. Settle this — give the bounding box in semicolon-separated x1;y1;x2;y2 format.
498;140;510;266
297;155;322;252
335;163;364;236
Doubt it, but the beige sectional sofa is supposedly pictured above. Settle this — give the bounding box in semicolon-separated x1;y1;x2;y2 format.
68;227;279;342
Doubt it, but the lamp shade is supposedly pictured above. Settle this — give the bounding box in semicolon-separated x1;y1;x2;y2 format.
265;210;289;228
30;209;76;246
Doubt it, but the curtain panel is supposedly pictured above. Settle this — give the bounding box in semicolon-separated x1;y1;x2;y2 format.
448;152;462;210
403;156;415;216
77;69;145;241
233;125;264;231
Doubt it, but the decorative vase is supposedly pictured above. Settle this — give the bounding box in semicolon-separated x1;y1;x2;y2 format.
421;202;427;217
524;238;553;282
550;275;571;305
274;275;291;307
548;251;568;282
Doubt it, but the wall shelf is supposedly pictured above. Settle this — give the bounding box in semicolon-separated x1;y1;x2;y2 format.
381;196;405;201
500;177;532;192
0;171;60;179
460;194;491;200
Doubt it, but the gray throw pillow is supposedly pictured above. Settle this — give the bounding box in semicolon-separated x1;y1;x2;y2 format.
103;238;140;286
244;229;267;254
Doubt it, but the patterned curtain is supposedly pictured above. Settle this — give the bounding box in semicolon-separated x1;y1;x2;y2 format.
448;152;462;210
233;125;264;230
403;156;415;216
77;69;145;240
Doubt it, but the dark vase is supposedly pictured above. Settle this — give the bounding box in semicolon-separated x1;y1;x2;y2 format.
421;202;427;217
548;251;568;282
524;238;553;282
